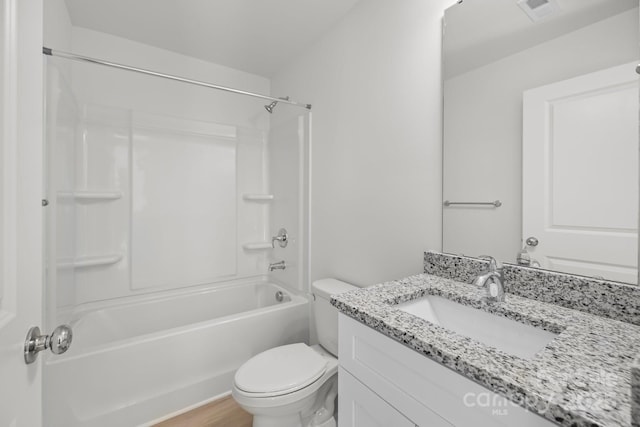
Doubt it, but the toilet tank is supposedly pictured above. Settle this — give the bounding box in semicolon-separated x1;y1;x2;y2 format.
312;278;358;356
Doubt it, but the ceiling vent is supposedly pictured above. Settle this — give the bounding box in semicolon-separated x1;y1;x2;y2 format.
517;0;561;22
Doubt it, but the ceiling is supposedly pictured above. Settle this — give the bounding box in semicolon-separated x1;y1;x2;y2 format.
444;0;638;78
64;0;361;77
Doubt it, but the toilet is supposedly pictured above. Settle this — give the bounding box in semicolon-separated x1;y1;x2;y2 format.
232;278;356;427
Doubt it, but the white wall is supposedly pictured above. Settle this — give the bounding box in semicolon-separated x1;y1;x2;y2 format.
272;0;455;288
43;0;72;68
71;27;270;130
44;0;71;46
443;9;639;263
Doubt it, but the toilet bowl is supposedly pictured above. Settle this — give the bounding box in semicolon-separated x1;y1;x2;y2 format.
233;344;338;427
231;279;357;427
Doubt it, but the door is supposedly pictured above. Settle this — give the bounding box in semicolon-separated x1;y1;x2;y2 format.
523;62;638;282
339;368;418;427
0;0;44;426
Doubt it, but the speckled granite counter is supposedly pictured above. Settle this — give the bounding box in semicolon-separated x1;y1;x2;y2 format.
331;273;640;427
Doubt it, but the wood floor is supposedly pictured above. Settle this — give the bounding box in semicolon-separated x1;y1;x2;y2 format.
153;395;253;427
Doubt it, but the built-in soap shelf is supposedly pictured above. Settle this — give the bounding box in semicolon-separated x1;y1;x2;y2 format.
242;193;274;202
57;253;123;269
242;242;273;251
58;190;123;201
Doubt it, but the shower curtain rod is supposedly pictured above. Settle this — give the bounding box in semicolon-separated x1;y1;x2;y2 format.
42;47;312;110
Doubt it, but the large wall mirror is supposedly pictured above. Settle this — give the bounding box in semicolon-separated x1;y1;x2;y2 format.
442;0;639;284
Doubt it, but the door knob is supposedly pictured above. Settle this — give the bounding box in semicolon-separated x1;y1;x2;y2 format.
24;324;73;364
525;237;539;247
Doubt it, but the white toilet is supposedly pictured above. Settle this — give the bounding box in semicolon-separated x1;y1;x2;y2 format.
232;278;356;427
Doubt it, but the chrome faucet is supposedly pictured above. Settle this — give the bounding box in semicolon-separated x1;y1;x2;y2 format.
472;256;505;303
269;260;286;272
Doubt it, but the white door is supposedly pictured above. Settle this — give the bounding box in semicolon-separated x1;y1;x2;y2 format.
0;0;44;426
523;62;638;283
339;369;419;427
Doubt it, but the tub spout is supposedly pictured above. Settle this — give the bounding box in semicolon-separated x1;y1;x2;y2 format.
269;260;286;271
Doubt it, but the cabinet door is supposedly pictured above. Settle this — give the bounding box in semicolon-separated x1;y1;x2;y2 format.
339;368;418;427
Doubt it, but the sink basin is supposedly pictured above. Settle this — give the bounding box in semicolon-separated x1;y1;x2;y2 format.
396;295;558;360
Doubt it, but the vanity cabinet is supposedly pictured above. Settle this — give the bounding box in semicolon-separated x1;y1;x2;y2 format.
338;314;556;427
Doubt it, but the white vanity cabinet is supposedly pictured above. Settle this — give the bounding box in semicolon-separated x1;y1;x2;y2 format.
338;314;556;427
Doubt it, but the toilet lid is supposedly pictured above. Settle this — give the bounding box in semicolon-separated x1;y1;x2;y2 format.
234;343;327;395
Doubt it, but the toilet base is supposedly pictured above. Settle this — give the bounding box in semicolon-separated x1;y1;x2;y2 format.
247;380;337;427
252;414;336;427
310;418;336;427
253;414;303;427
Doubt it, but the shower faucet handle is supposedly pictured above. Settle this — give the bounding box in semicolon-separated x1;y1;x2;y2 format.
271;228;288;248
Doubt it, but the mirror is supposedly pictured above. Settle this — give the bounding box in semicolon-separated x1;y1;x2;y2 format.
442;0;639;284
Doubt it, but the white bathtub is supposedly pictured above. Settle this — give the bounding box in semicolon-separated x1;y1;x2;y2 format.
43;280;309;427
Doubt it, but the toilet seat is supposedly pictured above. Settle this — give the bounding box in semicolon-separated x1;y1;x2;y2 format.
234;343;328;398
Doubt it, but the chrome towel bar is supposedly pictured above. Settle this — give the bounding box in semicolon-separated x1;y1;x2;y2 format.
443;200;502;207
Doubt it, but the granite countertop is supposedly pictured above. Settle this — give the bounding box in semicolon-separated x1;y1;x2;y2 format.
331;273;640;427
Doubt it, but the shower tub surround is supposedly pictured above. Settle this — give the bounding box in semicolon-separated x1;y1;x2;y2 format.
332;267;640;425
44;46;311;426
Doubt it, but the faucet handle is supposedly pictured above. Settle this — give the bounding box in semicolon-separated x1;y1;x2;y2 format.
271;228;288;248
477;255;500;271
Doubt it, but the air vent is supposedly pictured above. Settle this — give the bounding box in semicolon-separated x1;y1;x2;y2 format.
517;0;560;22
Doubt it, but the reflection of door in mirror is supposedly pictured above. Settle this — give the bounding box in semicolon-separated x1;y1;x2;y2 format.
523;63;638;283
442;0;639;284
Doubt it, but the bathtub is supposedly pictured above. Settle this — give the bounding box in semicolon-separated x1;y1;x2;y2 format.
43;280;309;427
